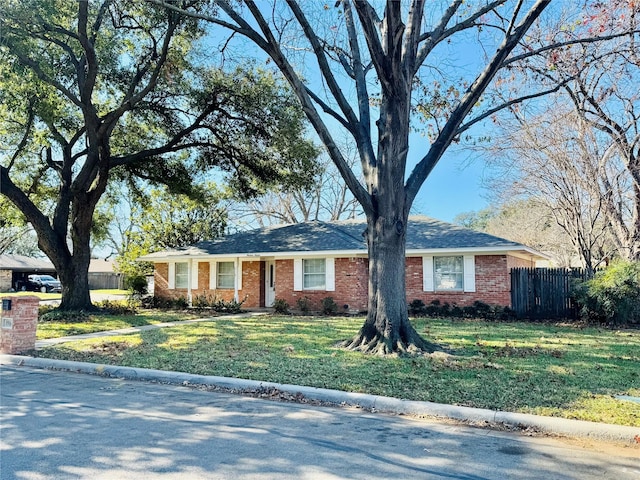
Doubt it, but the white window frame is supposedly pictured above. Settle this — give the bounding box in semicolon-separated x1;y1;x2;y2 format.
216;261;235;289
303;258;326;290
174;262;189;289
423;255;475;293
434;255;464;291
294;258;335;292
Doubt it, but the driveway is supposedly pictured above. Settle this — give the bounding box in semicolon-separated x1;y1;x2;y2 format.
1;365;638;480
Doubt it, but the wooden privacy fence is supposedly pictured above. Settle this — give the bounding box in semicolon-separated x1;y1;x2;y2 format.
88;272;124;290
510;268;591;319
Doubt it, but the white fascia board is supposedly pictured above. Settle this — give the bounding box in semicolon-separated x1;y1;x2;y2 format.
406;246;549;260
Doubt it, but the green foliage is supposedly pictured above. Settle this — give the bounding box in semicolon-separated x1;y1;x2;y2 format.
94;299;138;316
144;296;189;310
191;291;245;314
39;309;90;323
408;299;426;316
272;298;290;315
408;299;514;321
1;1;318;311
321;296;338;315
124;275;149;295
573;261;640;325
296;296;312;315
113;184;228;278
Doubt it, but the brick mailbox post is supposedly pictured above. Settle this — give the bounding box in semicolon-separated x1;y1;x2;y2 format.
1;296;39;354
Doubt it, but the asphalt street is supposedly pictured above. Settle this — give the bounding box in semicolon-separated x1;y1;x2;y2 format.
1;365;638;479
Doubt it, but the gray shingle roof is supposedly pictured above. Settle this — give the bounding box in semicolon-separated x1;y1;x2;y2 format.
140;216;536;260
0;254;55;272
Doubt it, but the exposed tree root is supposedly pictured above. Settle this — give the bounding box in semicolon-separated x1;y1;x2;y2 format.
340;328;444;356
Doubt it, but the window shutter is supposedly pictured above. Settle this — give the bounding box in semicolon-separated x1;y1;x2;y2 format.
191;261;199;289
294;258;302;291
463;255;476;292
237;260;242;290
326;258;335;291
168;262;175;289
422;256;434;292
209;261;216;290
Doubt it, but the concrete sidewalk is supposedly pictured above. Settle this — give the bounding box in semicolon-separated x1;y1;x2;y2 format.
2;352;638;446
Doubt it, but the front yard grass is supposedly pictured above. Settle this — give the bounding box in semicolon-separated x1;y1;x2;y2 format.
32;315;640;427
36;309;204;339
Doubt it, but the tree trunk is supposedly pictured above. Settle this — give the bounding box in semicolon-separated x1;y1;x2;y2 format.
342;215;441;355
57;256;93;310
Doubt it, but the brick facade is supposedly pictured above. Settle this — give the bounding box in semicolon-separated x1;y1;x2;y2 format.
0;296;38;354
153;253;536;310
0;270;11;292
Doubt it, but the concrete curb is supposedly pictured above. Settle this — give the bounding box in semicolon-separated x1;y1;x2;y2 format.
2;354;638;444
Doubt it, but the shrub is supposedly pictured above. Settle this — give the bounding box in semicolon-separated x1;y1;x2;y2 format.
273;298;290;315
406;299;513;321
296;296;312;315
124;274;148;295
95;299;137;315
408;299;426;316
145;296;189;309
573;261;640;325
321;296;338;315
192;291;245;313
210;297;245;314
39;309;90;323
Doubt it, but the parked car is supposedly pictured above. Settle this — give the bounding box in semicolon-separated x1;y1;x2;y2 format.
25;274;62;293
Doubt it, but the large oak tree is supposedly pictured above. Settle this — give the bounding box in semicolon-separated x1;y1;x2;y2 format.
0;0;316;309
157;0;558;354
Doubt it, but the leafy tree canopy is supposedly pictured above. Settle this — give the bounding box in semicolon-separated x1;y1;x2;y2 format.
0;0;317;309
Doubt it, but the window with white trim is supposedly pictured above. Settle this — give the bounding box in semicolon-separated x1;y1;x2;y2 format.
217;261;235;289
303;258;325;290
434;256;464;291
175;262;188;289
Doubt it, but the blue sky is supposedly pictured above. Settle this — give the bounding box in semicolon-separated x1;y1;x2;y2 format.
412;152;488;222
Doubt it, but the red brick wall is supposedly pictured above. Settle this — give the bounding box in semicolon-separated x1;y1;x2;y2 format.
154;253;525;309
239;261;262;308
0;296;38;354
275;257;369;313
154;263;171;298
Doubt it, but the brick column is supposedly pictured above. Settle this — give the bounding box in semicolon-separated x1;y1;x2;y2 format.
1;296;39;354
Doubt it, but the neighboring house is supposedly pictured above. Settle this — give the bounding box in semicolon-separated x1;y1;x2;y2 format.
0;254;57;292
139;216;547;312
88;259;124;290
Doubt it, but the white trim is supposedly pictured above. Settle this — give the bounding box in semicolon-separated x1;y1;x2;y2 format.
168;262;175;289
191;261;199;290
209;261;216;290
237;259;243;291
187;259;193;305
293;258;303;291
463;255;476;293
326;257;335;291
234;258;239;301
422;256;434;292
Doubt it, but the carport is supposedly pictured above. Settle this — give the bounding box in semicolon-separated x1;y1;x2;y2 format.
0;254;57;292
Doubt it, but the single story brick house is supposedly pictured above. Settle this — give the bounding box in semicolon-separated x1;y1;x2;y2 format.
139;216;546;312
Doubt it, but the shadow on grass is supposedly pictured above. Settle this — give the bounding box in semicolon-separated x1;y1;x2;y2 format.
32;317;640;426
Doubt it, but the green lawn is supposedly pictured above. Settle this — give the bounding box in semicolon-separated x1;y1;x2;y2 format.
6;291;62;300
36;309;204;339
32;315;640;427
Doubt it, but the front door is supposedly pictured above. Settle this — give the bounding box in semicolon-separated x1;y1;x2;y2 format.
265;260;276;307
